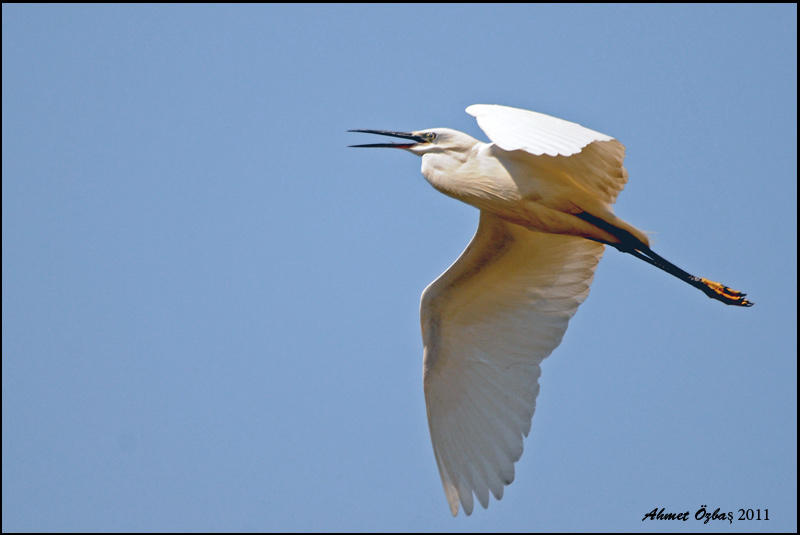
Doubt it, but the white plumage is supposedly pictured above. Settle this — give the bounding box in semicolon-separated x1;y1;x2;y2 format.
467;104;612;156
349;104;753;516
420;105;620;515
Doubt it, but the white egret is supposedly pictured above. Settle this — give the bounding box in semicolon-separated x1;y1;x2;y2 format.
349;104;752;516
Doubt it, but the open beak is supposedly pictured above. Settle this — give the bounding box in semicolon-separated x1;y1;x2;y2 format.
348;129;427;149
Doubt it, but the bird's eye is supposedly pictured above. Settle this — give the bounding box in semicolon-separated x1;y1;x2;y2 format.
426;132;437;142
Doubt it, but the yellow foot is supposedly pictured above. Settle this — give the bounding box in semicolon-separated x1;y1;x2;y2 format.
699;278;754;307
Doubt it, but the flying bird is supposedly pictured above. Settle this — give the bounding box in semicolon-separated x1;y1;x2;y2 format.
349;104;752;516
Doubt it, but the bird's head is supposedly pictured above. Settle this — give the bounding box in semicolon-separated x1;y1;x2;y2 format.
348;128;478;156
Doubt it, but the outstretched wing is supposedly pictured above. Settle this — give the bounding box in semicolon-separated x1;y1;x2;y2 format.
466;104;628;206
421;211;605;516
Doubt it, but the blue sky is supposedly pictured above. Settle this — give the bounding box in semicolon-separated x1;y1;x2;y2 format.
2;4;796;532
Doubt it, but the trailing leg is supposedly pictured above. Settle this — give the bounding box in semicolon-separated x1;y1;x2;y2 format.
576;211;753;307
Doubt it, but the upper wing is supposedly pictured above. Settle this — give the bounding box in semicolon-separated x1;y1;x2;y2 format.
466;104;613;157
421;211;605;516
467;104;629;206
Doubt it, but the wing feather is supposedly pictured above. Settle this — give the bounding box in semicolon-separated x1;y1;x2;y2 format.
421;211;604;515
466;104;613;157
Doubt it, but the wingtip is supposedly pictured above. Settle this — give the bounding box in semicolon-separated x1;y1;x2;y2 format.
446;494;460;517
465;103;493;117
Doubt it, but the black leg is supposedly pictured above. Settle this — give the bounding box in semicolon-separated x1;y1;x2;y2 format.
577;211;753;307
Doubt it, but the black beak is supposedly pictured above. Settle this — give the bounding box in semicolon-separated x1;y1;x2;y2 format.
348;129;427;148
